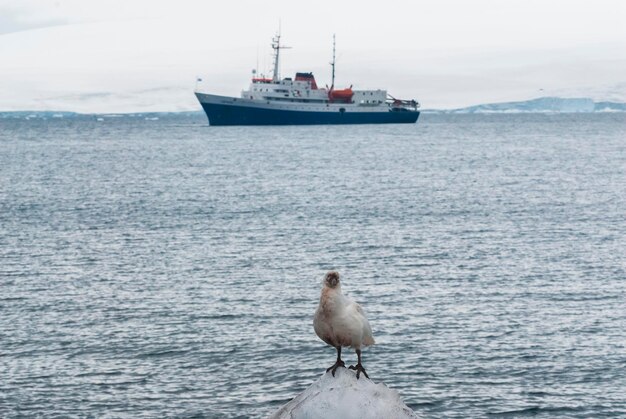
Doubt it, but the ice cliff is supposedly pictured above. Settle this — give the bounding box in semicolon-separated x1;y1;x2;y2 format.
269;367;419;419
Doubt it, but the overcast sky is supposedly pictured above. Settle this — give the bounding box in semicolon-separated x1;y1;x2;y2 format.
1;0;625;112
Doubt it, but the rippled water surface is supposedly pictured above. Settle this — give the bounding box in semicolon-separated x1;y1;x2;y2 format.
1;114;625;418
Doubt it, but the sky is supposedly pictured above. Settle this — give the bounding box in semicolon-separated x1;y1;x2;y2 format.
0;0;625;112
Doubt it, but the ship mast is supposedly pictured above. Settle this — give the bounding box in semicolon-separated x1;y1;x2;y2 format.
330;34;336;91
271;27;290;83
271;33;281;82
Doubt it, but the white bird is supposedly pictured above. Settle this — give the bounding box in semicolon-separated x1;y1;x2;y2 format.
313;271;375;379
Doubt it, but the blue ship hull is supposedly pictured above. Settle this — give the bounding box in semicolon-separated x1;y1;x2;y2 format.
198;100;420;126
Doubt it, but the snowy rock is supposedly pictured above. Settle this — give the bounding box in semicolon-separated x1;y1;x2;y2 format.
269;368;419;419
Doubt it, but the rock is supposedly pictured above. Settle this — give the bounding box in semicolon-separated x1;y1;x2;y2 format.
269;368;419;419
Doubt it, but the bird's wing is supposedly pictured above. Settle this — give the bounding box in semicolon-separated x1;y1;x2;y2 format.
340;300;375;347
353;302;375;346
314;307;335;346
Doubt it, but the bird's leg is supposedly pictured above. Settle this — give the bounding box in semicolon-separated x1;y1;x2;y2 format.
326;346;345;377
349;349;369;379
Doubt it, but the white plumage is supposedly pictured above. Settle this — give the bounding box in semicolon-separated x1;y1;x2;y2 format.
314;271;375;379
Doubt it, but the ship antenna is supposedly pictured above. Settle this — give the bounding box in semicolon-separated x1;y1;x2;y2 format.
330;33;336;91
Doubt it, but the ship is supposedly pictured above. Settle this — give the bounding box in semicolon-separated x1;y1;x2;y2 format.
194;33;420;126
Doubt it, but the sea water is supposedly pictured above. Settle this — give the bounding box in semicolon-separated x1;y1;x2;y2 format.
1;114;625;418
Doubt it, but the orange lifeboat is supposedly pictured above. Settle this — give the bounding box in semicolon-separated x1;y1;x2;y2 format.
328;88;353;102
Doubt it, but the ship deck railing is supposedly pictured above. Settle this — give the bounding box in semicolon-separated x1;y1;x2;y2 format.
386;98;420;112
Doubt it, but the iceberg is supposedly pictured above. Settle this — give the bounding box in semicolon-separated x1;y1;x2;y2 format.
269;368;419;419
441;96;602;113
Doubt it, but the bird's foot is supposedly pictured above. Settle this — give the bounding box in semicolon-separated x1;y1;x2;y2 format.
326;360;345;377
349;363;369;379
